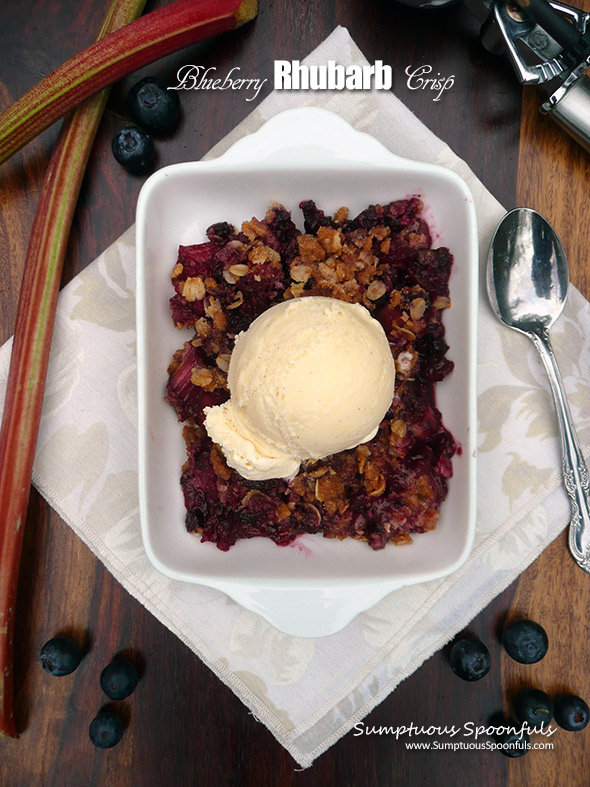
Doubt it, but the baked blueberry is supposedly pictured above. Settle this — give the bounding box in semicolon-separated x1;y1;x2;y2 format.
89;711;124;749
100;658;139;700
502;619;548;664
111;126;155;174
554;694;589;732
449;638;491;681
40;636;83;676
514;688;553;727
497;726;530;758
127;76;180;133
206;221;234;244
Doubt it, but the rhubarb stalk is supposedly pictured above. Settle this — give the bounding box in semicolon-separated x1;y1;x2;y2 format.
0;0;151;739
0;0;258;165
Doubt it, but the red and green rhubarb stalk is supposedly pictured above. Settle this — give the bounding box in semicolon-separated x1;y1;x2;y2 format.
0;0;258;165
0;0;152;741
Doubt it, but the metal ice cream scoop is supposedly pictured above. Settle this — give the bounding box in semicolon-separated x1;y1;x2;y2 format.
396;0;590;155
487;207;590;573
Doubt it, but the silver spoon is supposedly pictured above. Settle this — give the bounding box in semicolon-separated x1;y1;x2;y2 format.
487;207;590;573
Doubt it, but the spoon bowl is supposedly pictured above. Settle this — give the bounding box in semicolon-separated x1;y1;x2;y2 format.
487;207;569;335
487;207;590;574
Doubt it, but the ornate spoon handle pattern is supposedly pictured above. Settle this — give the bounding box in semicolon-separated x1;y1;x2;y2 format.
531;328;590;573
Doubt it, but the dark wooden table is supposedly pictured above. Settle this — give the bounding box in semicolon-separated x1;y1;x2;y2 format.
1;0;590;784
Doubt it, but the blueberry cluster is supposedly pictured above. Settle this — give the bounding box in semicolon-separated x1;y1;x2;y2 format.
111;76;180;175
40;635;140;749
448;618;588;758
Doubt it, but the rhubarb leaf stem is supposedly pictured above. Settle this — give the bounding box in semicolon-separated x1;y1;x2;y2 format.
0;0;258;166
0;0;148;739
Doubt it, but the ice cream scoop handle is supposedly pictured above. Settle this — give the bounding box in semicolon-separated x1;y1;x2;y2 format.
530;328;590;573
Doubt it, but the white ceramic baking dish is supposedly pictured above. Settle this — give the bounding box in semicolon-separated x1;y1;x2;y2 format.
136;107;478;637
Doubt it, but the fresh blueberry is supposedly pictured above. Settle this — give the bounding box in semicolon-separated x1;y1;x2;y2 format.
514;688;553;727
127;76;180;133
100;658;139;700
554;694;589;732
40;636;83;676
502;619;548;664
111;126;155;174
497;725;530;758
89;711;124;749
449;638;491;681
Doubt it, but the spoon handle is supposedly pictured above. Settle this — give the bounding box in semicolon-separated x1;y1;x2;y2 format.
531;328;590;573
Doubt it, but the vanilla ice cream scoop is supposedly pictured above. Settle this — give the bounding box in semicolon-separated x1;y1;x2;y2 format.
204;296;395;481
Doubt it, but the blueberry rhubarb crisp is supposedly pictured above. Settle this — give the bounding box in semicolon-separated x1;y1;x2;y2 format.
165;199;457;550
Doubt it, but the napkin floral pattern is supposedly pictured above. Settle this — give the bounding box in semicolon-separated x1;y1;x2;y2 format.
2;28;590;768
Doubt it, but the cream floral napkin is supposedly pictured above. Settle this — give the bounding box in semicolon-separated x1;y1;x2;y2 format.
2;27;590;768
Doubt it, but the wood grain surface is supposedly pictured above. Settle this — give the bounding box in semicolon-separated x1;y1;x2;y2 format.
1;0;589;784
